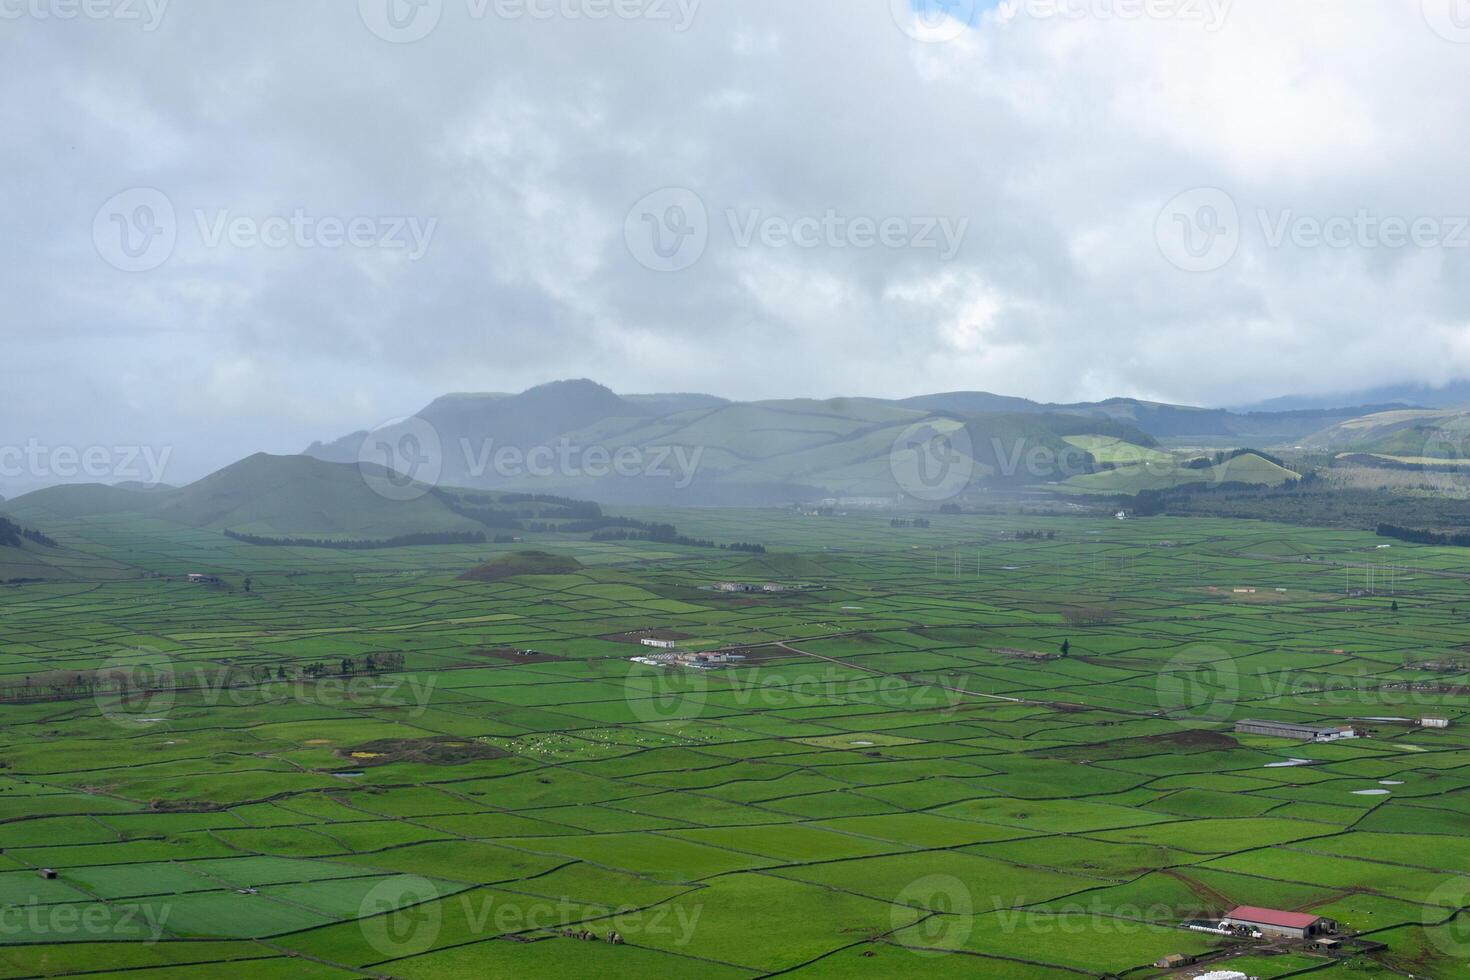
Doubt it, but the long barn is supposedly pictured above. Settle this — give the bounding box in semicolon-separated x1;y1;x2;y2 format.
1223;906;1338;940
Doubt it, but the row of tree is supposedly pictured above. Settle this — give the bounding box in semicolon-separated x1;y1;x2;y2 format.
1377;523;1470;548
224;530;486;549
0;652;409;703
0;517;56;549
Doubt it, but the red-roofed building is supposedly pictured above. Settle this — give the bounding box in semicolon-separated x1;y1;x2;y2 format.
1223;906;1338;940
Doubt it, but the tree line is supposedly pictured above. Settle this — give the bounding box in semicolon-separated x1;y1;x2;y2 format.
224;530;486;549
0;517;56;549
0;652;408;703
1377;523;1470;548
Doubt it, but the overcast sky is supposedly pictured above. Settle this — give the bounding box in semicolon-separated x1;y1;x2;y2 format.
5;0;1470;487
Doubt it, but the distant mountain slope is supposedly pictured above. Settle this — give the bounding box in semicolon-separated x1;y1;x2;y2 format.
1302;409;1470;460
6;453;633;545
1233;380;1470;412
897;391;1044;415
4;483;160;519
1058;450;1300;494
150;453;484;536
8;453;480;538
901;391;1391;442
296;379;1440;503
0;513;136;582
622;392;730;416
302;382;1172;502
307;379;638;466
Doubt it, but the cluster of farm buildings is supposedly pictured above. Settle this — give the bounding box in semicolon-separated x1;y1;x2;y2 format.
1235;720;1363;742
1236;717;1449;741
712;581;792;593
629;637;745;670
1155;904;1384;970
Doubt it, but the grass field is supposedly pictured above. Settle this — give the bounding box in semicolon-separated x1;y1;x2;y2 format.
0;507;1466;976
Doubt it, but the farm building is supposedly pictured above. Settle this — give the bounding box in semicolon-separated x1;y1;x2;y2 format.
1235;720;1360;742
37;868;57;879
639;638;679;649
997;647;1059;663
1421;716;1451;728
1222;906;1338;940
1154;952;1195;968
629;651;745;670
187;573;222;584
713;582;760;593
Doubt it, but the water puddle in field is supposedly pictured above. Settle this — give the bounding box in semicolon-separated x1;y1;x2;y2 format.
1352;789;1391;796
330;771;365;778
1379;780;1405;786
841;606;863;611
1265;759;1315;768
1001;566;1021;571
851;741;875;747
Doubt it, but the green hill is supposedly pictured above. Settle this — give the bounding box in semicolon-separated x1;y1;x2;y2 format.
458;550;583;582
300;382;1172;503
148;453;478;537
300;380;1422;503
0;515;135;582
1304;409;1470;463
8;455;480;539
1058;450;1299;494
6;455;624;545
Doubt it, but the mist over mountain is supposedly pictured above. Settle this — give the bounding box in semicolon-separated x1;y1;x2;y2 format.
285;378;1377;506
1231;381;1470;413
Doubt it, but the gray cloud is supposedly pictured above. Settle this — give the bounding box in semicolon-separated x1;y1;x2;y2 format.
4;0;1470;490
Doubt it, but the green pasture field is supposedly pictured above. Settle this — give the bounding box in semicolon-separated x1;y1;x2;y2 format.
0;508;1466;976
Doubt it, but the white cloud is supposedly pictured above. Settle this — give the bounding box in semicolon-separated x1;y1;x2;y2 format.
4;0;1470;480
